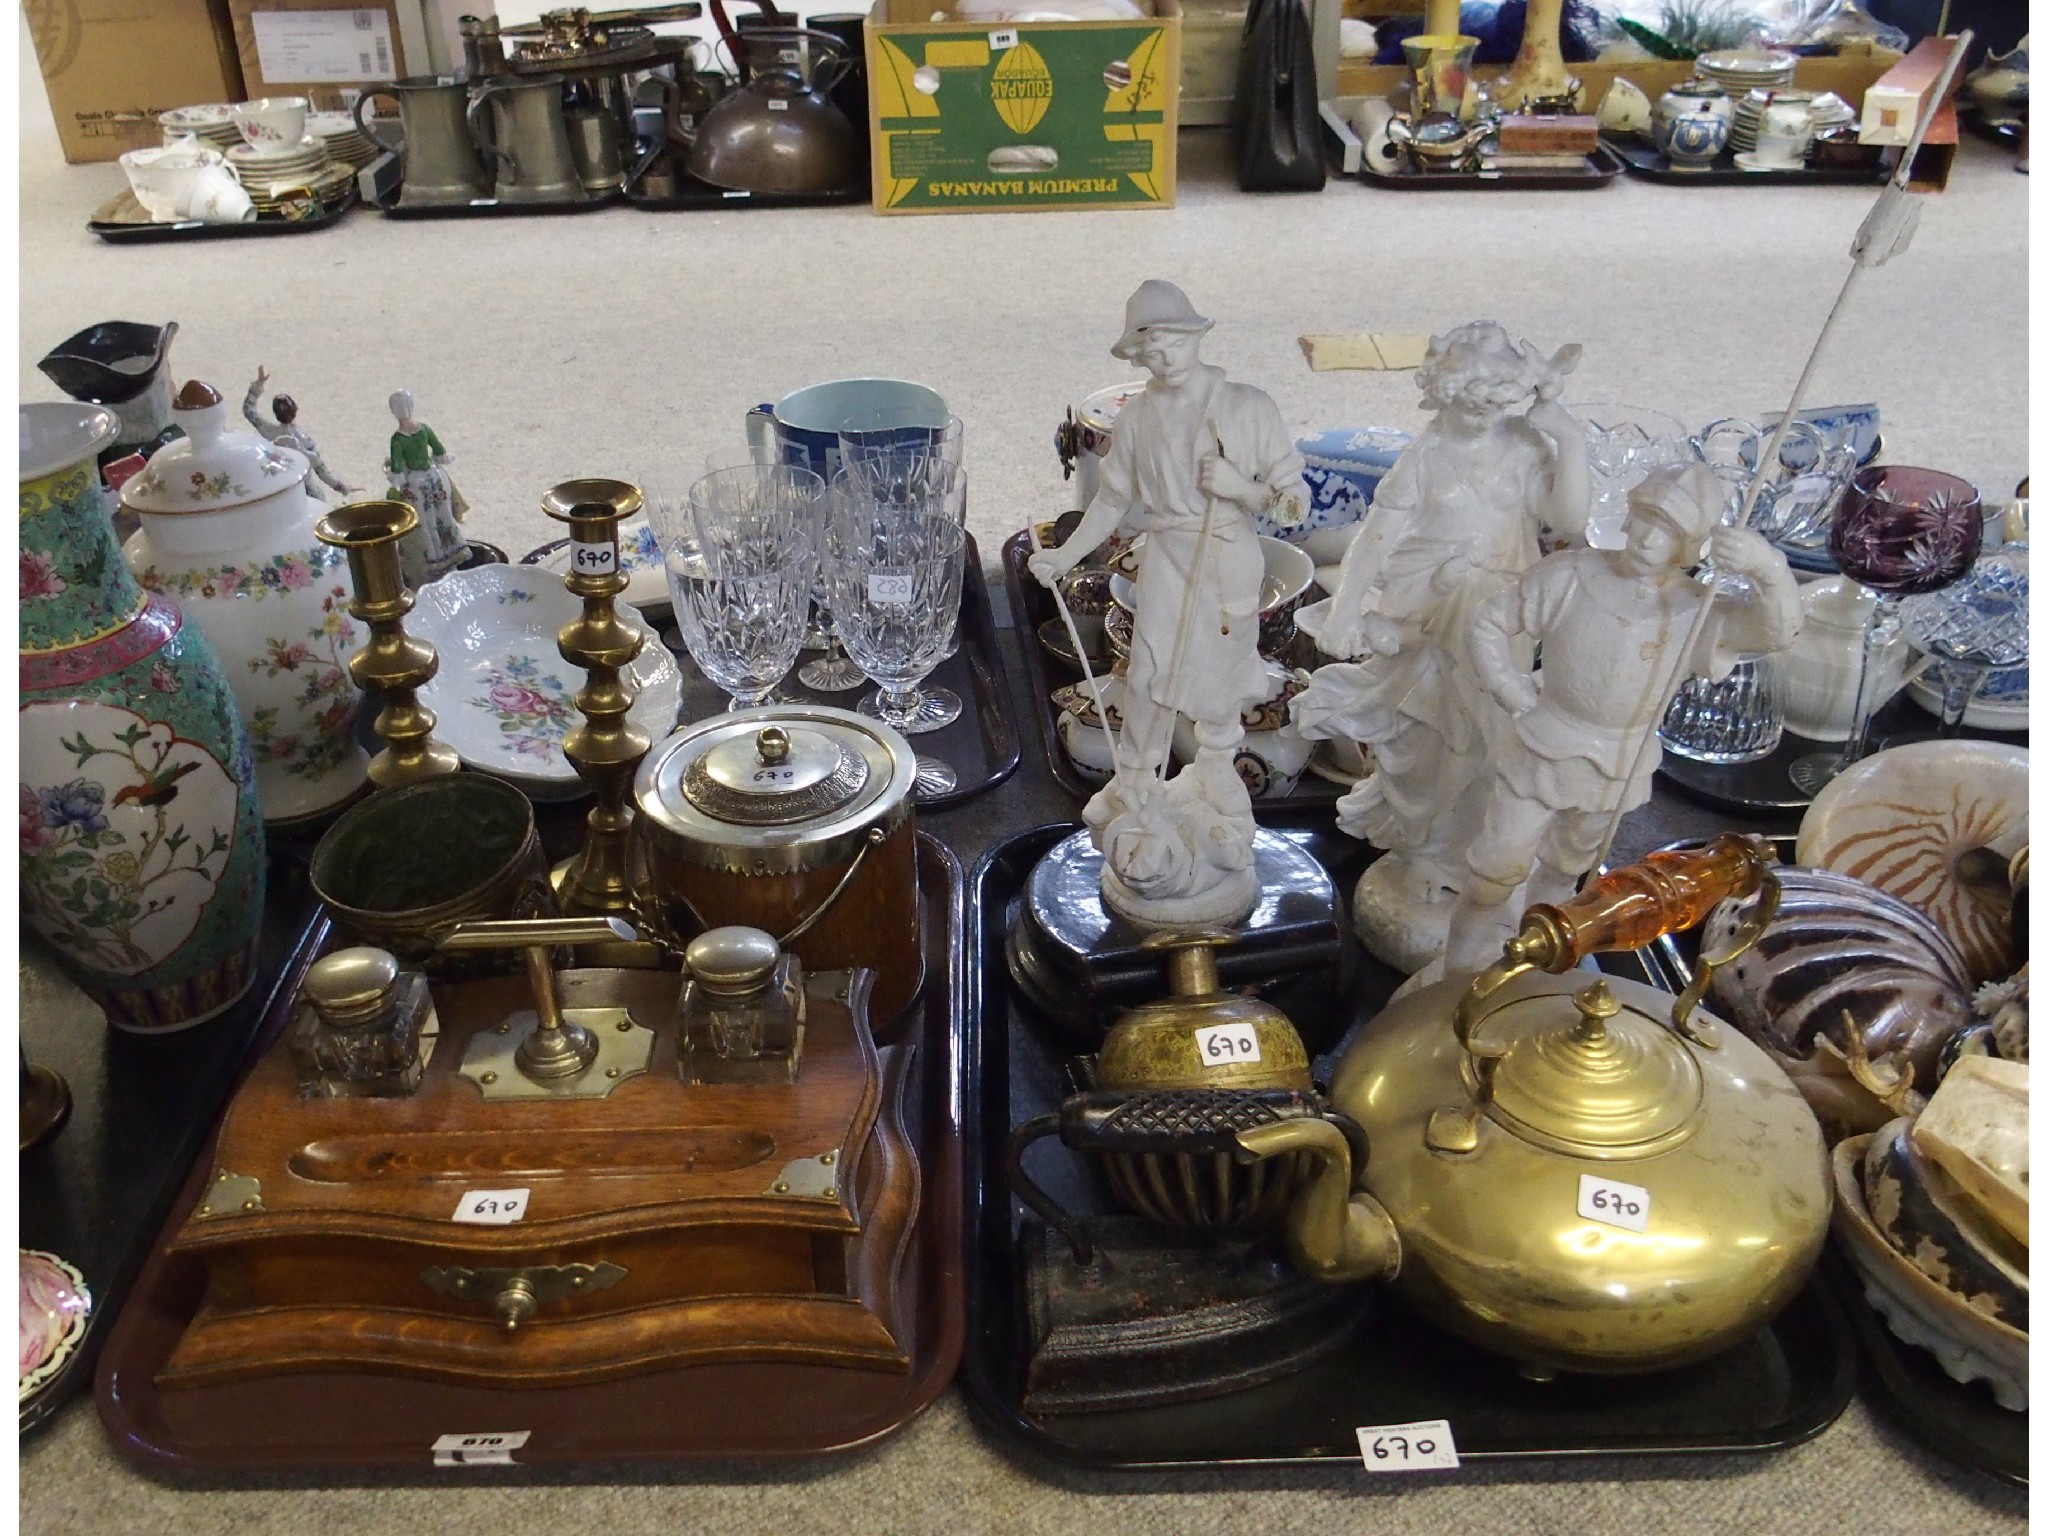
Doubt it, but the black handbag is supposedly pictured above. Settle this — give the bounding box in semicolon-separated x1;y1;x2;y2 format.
1232;0;1326;191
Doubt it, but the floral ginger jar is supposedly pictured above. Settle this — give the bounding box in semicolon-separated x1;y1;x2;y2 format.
120;380;368;825
20;403;266;1032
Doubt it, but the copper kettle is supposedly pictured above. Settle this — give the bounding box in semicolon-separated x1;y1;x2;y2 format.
677;27;860;194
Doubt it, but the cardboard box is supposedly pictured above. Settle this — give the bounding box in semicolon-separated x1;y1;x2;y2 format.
866;0;1180;214
225;0;422;111
27;0;245;164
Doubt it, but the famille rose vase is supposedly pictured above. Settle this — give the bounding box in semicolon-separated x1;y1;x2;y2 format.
120;380;369;825
19;403;266;1033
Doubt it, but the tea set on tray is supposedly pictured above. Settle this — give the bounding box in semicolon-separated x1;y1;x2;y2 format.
1600;48;1877;174
117;98;368;226
16;285;2030;1481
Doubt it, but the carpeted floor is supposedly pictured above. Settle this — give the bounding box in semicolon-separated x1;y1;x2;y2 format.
17;26;2032;1532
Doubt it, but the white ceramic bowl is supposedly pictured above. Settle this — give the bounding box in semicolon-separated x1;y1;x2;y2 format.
410;563;683;792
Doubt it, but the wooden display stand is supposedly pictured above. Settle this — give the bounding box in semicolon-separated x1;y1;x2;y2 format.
158;965;919;1390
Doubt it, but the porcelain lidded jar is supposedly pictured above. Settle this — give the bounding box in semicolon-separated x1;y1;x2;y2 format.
1653;77;1733;155
20;403;266;1032
120;380;369;825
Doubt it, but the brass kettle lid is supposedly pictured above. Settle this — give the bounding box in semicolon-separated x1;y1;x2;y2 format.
1477;978;1704;1154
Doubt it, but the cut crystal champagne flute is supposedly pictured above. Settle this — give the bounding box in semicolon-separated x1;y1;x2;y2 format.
660;464;821;712
819;492;966;794
825;461;969;730
1787;465;1983;794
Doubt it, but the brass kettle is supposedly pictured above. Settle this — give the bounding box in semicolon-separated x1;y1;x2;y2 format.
1237;836;1832;1376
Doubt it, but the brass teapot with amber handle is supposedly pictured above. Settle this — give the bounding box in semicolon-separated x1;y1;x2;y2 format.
1236;835;1832;1377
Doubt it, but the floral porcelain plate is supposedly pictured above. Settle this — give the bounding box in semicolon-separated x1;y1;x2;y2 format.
20;1249;91;1406
533;516;670;613
410;564;683;791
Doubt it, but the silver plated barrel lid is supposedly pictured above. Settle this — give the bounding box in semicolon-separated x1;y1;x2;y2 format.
634;704;917;873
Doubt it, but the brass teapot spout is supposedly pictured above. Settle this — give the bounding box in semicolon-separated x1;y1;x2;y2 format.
1235;1117;1398;1284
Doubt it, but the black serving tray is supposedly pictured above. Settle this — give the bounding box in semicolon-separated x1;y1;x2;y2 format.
89;187;358;244
961;822;1859;1474
1604;135;1891;186
653;532;1018;813
1657;692;2028;815
1357;142;1624;191
19;851;326;1435
1000;530;1345;824
623;170;869;211
1638;835;2028;1490
377;190;621;218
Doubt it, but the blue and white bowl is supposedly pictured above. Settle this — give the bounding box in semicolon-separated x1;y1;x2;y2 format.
1258;426;1411;565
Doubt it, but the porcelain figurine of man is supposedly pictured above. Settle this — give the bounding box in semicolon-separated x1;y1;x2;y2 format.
244;367;358;500
1029;281;1310;926
1289;320;1591;972
1441;462;1801;972
384;388;470;589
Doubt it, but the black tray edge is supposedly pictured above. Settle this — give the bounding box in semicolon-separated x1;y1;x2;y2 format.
89;189;359;244
1355;141;1624;191
1604;134;1892;186
20;885;329;1436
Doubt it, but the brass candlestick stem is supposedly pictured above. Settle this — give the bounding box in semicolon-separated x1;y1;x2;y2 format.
544;478;653;919
315;500;461;787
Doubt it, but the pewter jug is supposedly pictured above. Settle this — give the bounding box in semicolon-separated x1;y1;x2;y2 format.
470;72;588;203
356;77;491;208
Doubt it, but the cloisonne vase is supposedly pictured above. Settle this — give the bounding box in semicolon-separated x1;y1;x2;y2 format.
19;403;266;1033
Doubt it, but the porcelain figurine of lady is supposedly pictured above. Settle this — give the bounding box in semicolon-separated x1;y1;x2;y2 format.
1029;280;1310;927
384;388;468;588
1290;320;1591;972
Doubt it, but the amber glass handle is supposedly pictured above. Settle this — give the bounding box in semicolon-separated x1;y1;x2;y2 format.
1521;833;1771;972
1453;834;1777;1063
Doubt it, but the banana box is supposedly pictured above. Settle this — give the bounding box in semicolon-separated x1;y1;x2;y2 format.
865;0;1180;214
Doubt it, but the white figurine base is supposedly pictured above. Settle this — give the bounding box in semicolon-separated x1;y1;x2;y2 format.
1351;852;1466;975
1101;860;1262;930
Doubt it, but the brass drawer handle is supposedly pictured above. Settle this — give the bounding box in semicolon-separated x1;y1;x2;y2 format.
420;1261;626;1332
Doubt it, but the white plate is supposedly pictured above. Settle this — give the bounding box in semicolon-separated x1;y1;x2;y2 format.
410;563;683;788
536;516;671;612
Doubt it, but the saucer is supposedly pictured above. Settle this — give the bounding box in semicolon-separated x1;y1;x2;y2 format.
19;1250;92;1407
1733;151;1802;172
534;515;670;612
410;562;684;790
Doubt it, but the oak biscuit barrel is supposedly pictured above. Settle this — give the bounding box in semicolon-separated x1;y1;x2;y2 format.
632;706;924;1024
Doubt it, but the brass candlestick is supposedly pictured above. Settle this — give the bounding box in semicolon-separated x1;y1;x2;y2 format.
544;479;653;919
315;500;461;787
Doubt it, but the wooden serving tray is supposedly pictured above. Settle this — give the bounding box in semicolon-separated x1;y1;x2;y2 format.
94;834;967;1474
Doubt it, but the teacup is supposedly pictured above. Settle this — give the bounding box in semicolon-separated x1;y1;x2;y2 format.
1752;128;1808;168
118;142;219;220
179;164;257;224
1598;77;1653;138
233;96;310;149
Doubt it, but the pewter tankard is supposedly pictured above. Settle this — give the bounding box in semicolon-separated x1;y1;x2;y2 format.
355;77;491;208
469;73;588;203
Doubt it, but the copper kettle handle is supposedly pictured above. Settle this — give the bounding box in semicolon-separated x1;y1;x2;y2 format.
1452;834;1779;1090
